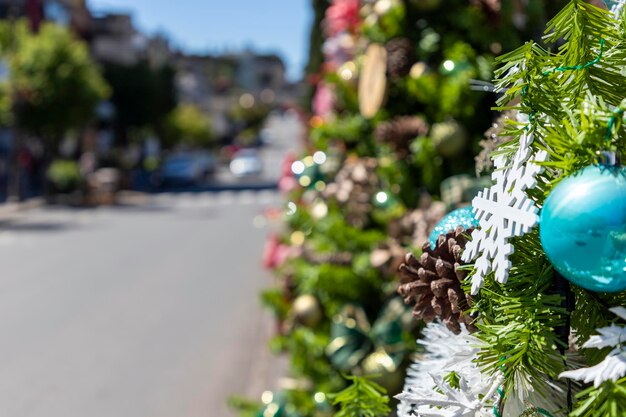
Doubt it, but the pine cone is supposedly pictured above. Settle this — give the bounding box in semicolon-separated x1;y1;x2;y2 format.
386;38;415;79
397;226;477;334
323;157;380;228
371;239;406;279
375;116;429;157
387;194;446;247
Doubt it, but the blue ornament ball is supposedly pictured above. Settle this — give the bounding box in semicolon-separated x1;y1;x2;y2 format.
540;165;626;292
429;206;479;249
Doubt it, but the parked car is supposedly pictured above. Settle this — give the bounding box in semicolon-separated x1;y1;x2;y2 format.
160;152;215;186
229;149;263;177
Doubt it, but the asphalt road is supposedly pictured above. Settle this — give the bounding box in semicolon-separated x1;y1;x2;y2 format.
0;188;287;417
0;113;303;417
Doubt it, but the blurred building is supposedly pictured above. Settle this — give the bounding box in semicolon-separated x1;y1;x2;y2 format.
88;13;141;65
0;0;89;33
175;51;286;102
174;51;291;136
0;0;303;151
86;12;173;68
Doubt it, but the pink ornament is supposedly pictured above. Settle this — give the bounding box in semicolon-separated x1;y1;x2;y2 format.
281;152;296;177
263;234;293;270
324;0;360;37
278;152;299;193
279;176;299;194
312;83;335;118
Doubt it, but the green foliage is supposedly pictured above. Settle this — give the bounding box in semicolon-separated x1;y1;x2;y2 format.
325;72;359;114
472;231;567;397
570;377;626;417
311;210;386;252
227;395;262;417
310;115;372;153
261;288;292;322
292;260;384;318
284;326;344;389
47;159;81;193
164;104;215;148
331;375;391;417
570;287;626;364
229;102;271;132
303;0;329;111
0;82;12;127
103;62;176;140
253;2;578;417
2;21;109;140
360;1;406;43
403;40;489;121
409;136;443;191
480;1;626;413
444;371;461;390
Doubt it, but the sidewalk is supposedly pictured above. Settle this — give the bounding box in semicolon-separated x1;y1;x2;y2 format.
0;197;46;222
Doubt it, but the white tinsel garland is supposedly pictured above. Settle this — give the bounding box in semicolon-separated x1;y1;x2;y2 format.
396;322;500;417
397;322;568;417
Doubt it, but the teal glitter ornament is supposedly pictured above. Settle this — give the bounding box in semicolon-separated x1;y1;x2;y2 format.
540;165;626;292
429;206;479;249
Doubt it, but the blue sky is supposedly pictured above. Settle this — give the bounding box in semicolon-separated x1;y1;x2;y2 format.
87;0;312;81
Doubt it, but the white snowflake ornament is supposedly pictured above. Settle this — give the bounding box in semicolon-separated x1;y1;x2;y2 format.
462;117;547;294
560;307;626;388
610;0;626;17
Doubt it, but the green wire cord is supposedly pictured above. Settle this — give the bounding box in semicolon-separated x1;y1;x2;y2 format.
543;38;605;76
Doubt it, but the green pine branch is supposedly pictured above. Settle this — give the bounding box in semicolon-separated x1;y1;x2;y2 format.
471;231;568;397
570;377;626;417
476;0;626;410
330;375;391;417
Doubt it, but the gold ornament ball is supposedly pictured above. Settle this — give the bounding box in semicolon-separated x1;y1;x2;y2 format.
360;350;406;393
431;119;468;157
292;294;323;327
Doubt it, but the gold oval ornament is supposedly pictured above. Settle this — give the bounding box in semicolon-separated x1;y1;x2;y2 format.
359;43;387;119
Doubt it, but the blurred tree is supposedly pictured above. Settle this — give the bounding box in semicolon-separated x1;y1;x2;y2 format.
103;61;176;146
306;0;329;75
164;104;215;148
0;20;109;147
303;0;330;109
229;103;271;133
46;159;81;194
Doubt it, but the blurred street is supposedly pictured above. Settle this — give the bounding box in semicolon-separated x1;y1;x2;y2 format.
175;110;304;191
0;2;310;416
0;112;302;417
213;111;304;186
0;190;283;417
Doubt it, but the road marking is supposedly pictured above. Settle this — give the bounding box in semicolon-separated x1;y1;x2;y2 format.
238;191;256;205
151;190;279;208
257;190;278;205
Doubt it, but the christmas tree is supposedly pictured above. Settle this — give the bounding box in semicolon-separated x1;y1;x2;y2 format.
396;1;626;416
232;1;580;417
